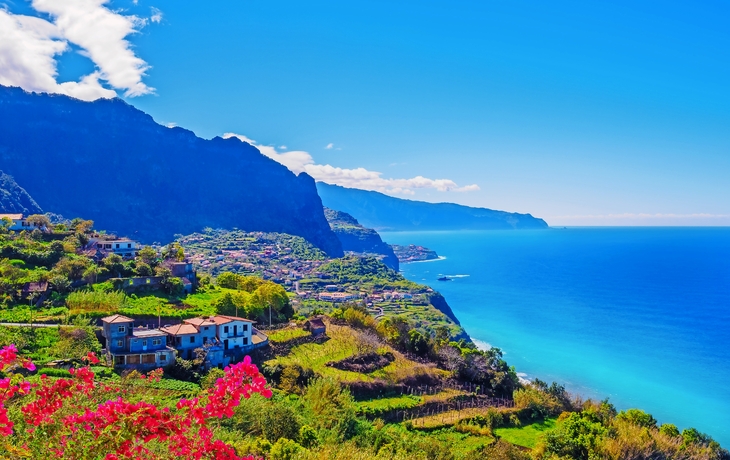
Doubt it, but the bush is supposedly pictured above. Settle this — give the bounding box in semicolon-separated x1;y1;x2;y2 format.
260;404;300;443
270;438;303;460
298;424;318;448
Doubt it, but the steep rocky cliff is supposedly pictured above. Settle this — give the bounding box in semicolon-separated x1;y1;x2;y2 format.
0;86;342;257
0;171;43;215
324;208;399;270
317;182;549;231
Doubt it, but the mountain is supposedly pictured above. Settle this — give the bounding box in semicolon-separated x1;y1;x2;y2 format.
0;171;43;215
324;208;399;271
0;86;343;257
316;182;549;231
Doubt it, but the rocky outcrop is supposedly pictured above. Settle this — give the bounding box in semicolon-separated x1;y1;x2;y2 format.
324;208;399;270
0;85;343;257
0;171;43;215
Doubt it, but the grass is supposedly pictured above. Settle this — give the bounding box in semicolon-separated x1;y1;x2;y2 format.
494;417;557;449
267;327;309;343
355;394;422;416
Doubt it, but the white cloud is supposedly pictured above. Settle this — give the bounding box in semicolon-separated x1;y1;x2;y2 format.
223;133;480;195
325;143;334;149
0;0;154;101
150;7;163;24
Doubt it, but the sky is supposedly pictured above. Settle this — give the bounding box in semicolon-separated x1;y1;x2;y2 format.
1;0;729;226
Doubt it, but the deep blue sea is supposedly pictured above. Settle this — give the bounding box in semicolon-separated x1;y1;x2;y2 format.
381;228;730;445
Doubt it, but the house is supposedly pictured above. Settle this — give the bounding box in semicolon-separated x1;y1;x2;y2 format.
318;292;358;302
210;315;255;352
166;261;197;293
20;281;49;299
0;213;44;231
159;323;203;360
87;238;140;258
304;317;327;337
100;314;176;368
183;317;225;367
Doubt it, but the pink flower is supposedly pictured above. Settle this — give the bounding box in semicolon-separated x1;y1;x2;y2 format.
86;352;100;365
22;361;36;372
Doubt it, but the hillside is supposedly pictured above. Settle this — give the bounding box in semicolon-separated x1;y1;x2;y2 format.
0;171;43;215
324;207;399;270
0;85;343;257
317;182;549;231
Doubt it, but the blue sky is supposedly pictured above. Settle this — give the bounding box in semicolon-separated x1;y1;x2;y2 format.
2;0;729;225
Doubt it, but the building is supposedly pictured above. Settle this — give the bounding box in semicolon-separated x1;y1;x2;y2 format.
210;315;255;352
303;317;326;337
100;314;176;368
159;323;204;360
0;213;44;231
87;238;140;258
318;292;359;302
166;261;197;293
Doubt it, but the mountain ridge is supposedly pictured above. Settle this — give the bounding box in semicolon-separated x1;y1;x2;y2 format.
0;85;343;257
0;171;43;215
316;182;549;231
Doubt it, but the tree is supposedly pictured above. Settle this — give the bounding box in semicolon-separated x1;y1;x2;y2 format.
137;246;158;266
25;214;51;231
103;253;125;278
70;218;94;234
82;265;102;284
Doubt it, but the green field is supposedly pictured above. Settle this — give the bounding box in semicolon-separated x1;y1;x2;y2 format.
494;417;557;448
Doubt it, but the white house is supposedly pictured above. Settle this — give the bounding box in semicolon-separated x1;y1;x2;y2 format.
0;213;43;231
210;315;255;352
88;238;140;258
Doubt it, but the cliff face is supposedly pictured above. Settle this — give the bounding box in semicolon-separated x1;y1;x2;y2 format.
317;182;549;231
0;171;43;215
324;208;399;271
0;86;343;257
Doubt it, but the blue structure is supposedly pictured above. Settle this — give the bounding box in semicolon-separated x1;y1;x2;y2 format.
100;314;176;368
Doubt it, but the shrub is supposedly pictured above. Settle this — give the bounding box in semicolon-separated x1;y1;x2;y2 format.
298;424;318;448
260;404;300;443
270;438;303;460
66;290;126;315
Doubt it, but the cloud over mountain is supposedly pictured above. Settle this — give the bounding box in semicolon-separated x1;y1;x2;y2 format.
223;133;480;195
0;0;154;101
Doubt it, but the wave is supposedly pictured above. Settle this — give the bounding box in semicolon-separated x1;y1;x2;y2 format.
439;274;470;278
472;338;492;351
407;256;447;263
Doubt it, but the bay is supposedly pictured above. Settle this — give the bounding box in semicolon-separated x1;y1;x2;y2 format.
381;227;730;445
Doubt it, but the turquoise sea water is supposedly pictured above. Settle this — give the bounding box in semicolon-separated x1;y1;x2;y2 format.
381;228;730;445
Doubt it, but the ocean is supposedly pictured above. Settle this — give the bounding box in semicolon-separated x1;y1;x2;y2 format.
381;227;730;445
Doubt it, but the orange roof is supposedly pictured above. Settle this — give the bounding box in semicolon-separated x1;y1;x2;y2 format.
0;214;23;220
160;323;200;336
184;317;216;327
101;314;134;324
210;315;254;325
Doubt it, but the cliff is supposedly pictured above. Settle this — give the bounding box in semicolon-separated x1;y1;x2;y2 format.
324;208;399;271
0;171;43;215
0;86;343;257
317;182;549;231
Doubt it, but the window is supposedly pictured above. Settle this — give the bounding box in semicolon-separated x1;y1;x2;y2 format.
203;337;208;344
152;338;161;346
159;354;167;362
118;326;126;333
243;338;248;345
105;244;112;249
142;340;147;346
224;326;229;333
204;326;209;331
243;324;248;332
116;340;124;347
127;243;132;248
96;244;102;249
189;336;195;343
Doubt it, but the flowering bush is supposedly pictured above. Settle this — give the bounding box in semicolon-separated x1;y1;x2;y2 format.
0;344;272;459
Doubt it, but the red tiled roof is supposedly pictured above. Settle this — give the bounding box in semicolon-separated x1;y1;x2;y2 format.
101;314;134;324
160;323;200;336
210;315;254;325
183;317;216;327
